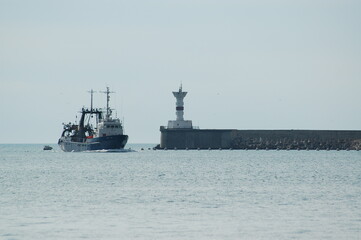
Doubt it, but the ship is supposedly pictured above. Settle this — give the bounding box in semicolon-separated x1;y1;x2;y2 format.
58;88;128;152
43;145;53;150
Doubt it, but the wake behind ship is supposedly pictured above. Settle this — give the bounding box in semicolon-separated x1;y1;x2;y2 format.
58;88;128;152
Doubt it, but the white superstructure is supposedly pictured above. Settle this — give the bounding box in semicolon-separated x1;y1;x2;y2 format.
167;85;193;129
94;87;124;137
95;119;124;138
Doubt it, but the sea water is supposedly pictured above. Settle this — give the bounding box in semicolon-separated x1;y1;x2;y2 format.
0;144;360;240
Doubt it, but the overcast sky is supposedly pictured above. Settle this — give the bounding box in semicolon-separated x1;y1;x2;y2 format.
1;0;360;144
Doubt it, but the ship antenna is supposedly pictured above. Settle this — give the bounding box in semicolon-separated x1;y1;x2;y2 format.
101;87;115;120
88;89;97;111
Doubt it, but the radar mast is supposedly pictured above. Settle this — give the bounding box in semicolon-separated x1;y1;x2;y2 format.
87;89;96;112
101;87;115;120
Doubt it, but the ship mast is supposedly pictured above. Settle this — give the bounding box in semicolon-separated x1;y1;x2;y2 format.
88;89;96;112
101;87;114;120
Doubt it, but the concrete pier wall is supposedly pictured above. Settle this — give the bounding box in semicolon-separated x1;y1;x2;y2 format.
160;127;234;149
159;127;361;150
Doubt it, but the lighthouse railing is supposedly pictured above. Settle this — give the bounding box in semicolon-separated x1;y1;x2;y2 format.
160;126;199;130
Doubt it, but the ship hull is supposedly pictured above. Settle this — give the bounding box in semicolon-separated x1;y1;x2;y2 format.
58;135;128;152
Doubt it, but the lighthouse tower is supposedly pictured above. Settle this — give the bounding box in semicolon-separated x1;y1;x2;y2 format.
167;85;193;129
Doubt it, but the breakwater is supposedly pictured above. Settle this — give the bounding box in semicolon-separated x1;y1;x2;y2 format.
159;127;361;150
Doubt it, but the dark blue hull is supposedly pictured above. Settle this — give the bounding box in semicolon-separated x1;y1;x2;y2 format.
58;135;128;152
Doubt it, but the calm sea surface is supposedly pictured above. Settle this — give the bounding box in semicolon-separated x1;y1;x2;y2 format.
1;144;360;240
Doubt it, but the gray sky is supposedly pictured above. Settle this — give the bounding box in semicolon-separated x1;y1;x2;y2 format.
1;0;360;144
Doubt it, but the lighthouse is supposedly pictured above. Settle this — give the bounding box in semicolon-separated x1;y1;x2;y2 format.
167;85;193;129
